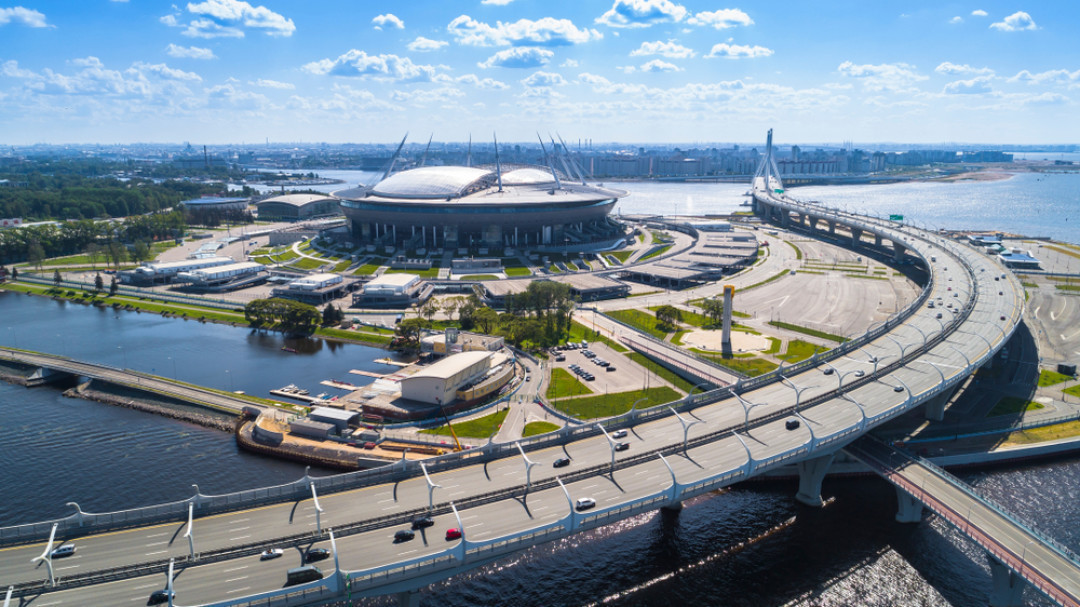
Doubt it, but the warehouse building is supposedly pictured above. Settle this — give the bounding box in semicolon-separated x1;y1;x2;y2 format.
399;351;493;406
256;194;342;222
352;273;432;308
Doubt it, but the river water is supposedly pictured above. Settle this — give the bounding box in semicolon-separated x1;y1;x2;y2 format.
3;173;1080;605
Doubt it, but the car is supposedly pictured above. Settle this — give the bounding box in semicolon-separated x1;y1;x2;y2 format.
305;548;331;562
445;528;462;541
785;419;800;430
411;516;435;530
525;375;531;382
555;355;565;362
611;429;628;439
854;370;865;377
606;366;616;372
822;367;834;375
1000;315;1006;321
394;529;415;542
553;457;571;468
614;442;630;452
998;291;1003;296
994;277;999;281
50;543;76;558
147;589;175;605
937;313;943;319
260;548;283;560
947;287;952;291
575;497;596;511
893;385;905;393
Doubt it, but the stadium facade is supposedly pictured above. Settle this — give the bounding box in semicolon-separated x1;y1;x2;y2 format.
334;165;626;248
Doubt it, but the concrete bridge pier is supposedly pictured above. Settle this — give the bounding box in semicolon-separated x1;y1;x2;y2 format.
893;241;905;263
397;590;422;607
894;486;924;523
781;211;790;228
923;388;955;421
874;234;882;248
827;220;836;236
26;366;72;387
661;501;684;513
987;554;1026;607
795;453;834;507
851;227;862;248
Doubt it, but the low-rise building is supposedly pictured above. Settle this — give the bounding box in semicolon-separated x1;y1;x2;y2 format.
399;351;493;406
271;272;359;304
352;273;431;308
120;256;234;285
255;194;341;221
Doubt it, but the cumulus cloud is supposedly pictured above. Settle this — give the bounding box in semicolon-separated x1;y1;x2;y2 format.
448;15;602;47
560;59;579;68
2;56;200;98
949;16;963;24
303;50;440;82
639;58;681;72
407;36;448;52
935;62;993;76
455;74;508;89
1008;69;1080;85
372;13;404;30
837;61;927;91
162;0;295;38
132;61;202;81
252;78;294;89
0;6;50;27
630;40;695;58
166;44;216;59
990;11;1037;31
971;9;988;17
390;86;466;105
706;43;772;59
686;9;753;29
478;47;554;69
943;76;993;94
595;0;688;29
521;71;567;87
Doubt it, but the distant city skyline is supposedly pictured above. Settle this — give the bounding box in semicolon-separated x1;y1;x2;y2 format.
1;1;1077;145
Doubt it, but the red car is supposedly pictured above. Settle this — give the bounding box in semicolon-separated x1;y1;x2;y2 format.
445;528;462;541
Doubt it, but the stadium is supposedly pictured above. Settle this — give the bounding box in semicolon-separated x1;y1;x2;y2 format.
334;165;627;249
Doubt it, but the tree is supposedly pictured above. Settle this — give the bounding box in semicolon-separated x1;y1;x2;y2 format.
474;306;499;334
419;299;439;322
10;267;16;280
85;243;103;270
94;273;104;291
322;303;342;326
654;305;682;332
394;317;430;350
27;241;45;272
52;269;62;285
109;277;118;296
700;297;724;327
132;240;151;263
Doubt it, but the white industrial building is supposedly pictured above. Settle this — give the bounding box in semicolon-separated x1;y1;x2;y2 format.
290;273;342;291
121;256;234;284
353;273;431;308
176;261;264;286
270;272;357;304
399;351;493;406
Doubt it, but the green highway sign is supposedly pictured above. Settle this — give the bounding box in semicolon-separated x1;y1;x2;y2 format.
889;214;904;221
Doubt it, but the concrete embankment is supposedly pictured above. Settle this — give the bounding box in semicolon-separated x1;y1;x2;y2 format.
63;379;238;432
236;419;396;471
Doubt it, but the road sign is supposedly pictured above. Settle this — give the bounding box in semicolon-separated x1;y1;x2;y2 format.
889;214;904;221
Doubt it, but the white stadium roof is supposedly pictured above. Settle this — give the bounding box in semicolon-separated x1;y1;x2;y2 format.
372;166;494;199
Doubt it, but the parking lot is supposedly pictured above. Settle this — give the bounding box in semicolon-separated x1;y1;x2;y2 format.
547;340;682;398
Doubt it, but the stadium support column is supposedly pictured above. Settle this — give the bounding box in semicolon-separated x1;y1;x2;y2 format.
422;226;426;248
393;225;397;244
795;452;834;507
721;285;735;354
515;227;519;247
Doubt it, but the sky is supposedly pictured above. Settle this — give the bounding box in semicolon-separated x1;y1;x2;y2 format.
0;0;1077;146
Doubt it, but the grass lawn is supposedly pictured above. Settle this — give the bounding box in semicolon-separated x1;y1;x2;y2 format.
352;264;382;276
1064;385;1080;398
785;240;803;260
1038;369;1072;387
546;368;593;399
291;257;325;270
1003;420;1080;446
627;352;695;393
705;354;779;377
768;320;848;343
607;309;670;340
640;244;672;261
331;260;352;272
555;386;681;419
765;337;782;354
522;421;561;437
987;396;1045;417
778;339;828;363
505;267;531;277
420;409;509;438
567;321;629;352
548;264;562;273
610;250;633;263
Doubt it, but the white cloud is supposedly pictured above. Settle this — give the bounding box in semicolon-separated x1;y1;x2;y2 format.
686;9;753;29
521;71;567;87
0;6;50;27
639;58;681;72
206;83;268;109
455;74;508;89
166;44;217;60
407;36;448;52
132;62;202;81
162;0;295;38
372;13;404;30
252;78;294;89
478;47;554;69
303;50;441;82
560;59;580;68
837;61;927;92
390;87;465;105
630;40;695;58
448;15;602;47
1008;69;1080;85
935;62;993;76
2;56;200;98
949;16;963;24
990;11;1037;32
595;0;688;29
943;76;993;94
706;43;773;59
481;0;515;4
971;9;988;17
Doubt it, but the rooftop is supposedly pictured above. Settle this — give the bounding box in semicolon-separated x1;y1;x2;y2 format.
259;193;337;207
180;196;248;206
406;351;492;381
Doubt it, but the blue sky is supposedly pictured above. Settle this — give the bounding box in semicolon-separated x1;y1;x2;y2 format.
1;1;1076;145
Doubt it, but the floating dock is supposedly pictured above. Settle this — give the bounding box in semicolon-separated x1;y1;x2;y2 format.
374;358;412;367
349;369;387;378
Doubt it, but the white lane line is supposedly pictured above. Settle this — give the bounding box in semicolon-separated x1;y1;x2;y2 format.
145;541;168;546
229;526;251;531
1034;305;1041;318
145;550;168;556
145;532;169;538
226;587;252;594
232;518;250;522
1063;328;1080;341
224;565;249;572
378;498;395;504
228;535;251;541
225;576;248;583
134;583;159;590
55;565;80;571
34;602;61;607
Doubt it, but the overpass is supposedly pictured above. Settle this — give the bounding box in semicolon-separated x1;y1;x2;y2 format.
2;133;1069;607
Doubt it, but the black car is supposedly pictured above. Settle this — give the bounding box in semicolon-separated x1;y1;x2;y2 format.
147;590;175;606
785;419;800;430
394;529;415;542
411;516;435;530
614;442;630;452
553;457;571;468
893;385;905;393
305;547;331;562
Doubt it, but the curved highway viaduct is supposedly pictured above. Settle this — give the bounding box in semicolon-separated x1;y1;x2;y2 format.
3;170;1074;607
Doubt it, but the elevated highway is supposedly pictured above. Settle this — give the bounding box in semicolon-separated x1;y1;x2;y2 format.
4;156;1065;606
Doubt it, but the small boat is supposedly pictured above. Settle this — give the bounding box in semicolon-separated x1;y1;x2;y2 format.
281;346;298;353
296;389;309;395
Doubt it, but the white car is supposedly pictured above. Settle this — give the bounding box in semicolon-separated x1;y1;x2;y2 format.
260;548;283;560
50;543;76;558
611;429;628;439
575;497;596;511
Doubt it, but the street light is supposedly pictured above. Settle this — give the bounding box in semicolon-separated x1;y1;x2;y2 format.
596;423;620;471
822;361;864;391
779;376;818;410
667;406;702;453
515;442;540;493
732;392;765;431
419;462;441;511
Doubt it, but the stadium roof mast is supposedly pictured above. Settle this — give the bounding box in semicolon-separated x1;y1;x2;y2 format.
537;133;562;190
493;132;503;192
380;133;409;183
556;133;588;185
466;134;472;168
751;128;784;191
550;135;577;186
420;134;433;167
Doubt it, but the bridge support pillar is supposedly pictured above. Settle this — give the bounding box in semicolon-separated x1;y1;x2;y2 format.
781;211;790;228
987;554;1026;607
851;227;862;248
795;453;834;507
827;220;836;236
924;390;951;422
874;234;882;247
397;590;422;607
894;486;924;523
893;241;904;263
661;501;684;513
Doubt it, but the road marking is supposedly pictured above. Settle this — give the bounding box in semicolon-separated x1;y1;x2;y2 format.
378;498;395;504
134;583;159;590
227;587;251;594
145;541;168;546
224;565;249;572
145;550;168;556
1063;328;1080;341
145;532;169;538
228;535;251;541
226;576;248;583
229;526;251;531
55;565;80;571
